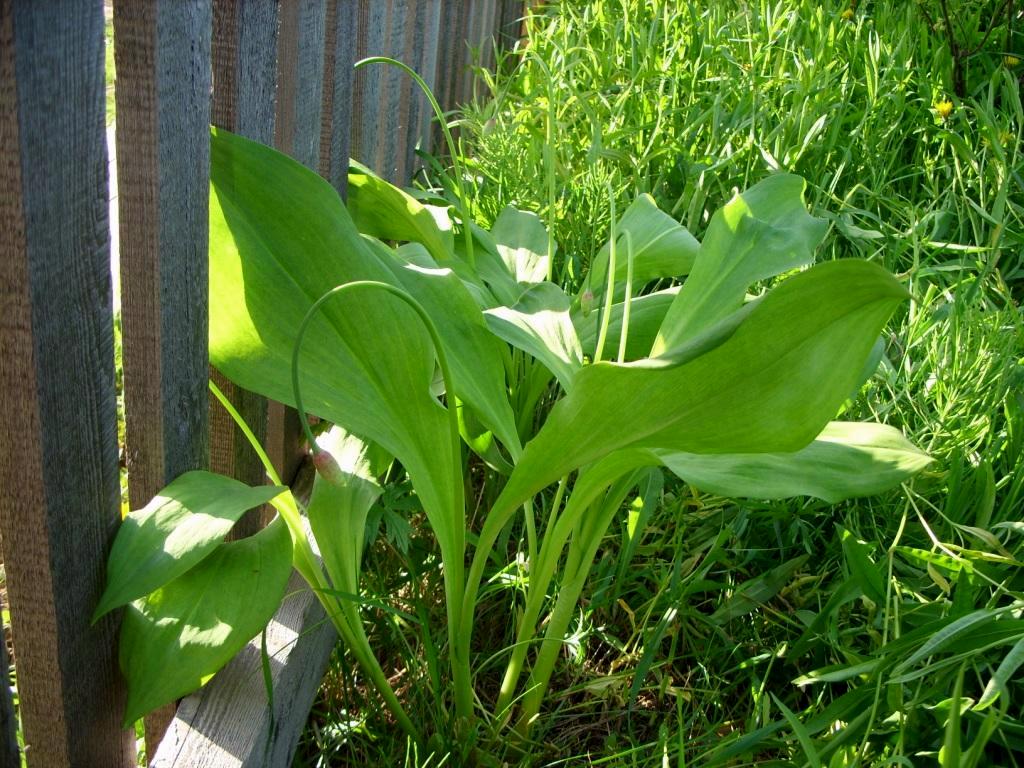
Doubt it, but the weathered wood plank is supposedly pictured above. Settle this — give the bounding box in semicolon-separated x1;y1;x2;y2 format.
0;1;134;766
351;0;387;172
112;0;213;753
319;0;357;196
381;0;412;183
275;0;326;171
403;0;441;180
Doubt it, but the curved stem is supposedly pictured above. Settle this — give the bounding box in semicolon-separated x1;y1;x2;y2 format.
289;280;469;723
355;56;475;269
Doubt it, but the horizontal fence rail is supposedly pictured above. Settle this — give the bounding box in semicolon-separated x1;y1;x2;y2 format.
0;0;525;765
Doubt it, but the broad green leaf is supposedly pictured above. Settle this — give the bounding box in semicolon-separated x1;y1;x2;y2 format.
575;287;678;361
94;471;285;620
490;206;550;283
484;282;582;390
653;174;827;355
648;422;931;506
496;259;909;509
583;194;699;296
457;222;521;307
347;159;453;264
373;240;521;455
307;427;382;596
209;128;462;577
119;516;293;725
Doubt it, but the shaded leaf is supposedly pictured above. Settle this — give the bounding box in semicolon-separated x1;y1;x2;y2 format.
490;206;550;283
485;282;582;390
347;159;453;264
583;194;699;297
119;516;293;725
575;287;678;361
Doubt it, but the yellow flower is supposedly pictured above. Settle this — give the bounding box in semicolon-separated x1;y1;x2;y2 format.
934;100;954;119
841;8;855;21
1005;54;1021;67
1000;130;1015;144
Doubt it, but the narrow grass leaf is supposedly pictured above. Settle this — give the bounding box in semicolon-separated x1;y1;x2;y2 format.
711;555;808;624
976;635;1024;710
840;524;889;605
891;609;1008;677
771;694;822;768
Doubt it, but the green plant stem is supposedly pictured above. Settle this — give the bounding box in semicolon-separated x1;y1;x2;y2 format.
514;472;641;735
593;184;618;363
493;481;609;721
288;280;470;725
210;379;423;741
617;231;635;363
355;56;475;269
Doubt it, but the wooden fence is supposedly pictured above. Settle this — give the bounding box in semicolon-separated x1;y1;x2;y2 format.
0;1;525;765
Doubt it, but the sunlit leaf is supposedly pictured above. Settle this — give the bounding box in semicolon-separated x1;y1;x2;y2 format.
653;174;827;354
94;471;285;620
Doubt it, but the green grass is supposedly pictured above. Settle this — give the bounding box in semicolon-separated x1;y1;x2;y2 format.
297;1;1024;764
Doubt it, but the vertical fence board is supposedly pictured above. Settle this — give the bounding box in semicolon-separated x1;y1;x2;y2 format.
113;0;213;753
0;1;134;766
319;0;357;195
351;0;387;173
210;0;279;538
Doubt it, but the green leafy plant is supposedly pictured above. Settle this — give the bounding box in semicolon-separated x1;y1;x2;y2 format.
97;120;930;752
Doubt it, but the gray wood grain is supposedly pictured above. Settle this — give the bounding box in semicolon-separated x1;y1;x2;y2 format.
319;0;357;196
408;0;441;176
351;0;387;172
275;0;326;171
113;0;213;753
0;1;134;765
